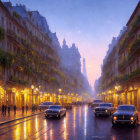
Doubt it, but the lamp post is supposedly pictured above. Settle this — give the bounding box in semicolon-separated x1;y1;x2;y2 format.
35;88;39;105
31;85;34;109
58;89;62;105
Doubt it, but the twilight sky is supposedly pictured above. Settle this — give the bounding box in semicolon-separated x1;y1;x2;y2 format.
5;0;139;88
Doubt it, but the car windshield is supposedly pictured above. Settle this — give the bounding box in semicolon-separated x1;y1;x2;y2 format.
94;100;102;103
118;106;134;111
41;102;53;105
49;106;61;109
99;103;111;107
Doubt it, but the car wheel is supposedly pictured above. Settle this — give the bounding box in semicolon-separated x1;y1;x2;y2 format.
58;114;61;119
133;118;138;127
112;122;116;127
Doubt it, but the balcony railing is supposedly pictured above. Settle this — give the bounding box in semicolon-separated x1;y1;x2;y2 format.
118;38;140;71
9;75;28;86
119;16;140;53
119;69;140;82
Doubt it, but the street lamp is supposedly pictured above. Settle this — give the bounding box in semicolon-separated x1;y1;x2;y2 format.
58;88;62;93
31;85;34;109
35;88;39;93
58;89;62;105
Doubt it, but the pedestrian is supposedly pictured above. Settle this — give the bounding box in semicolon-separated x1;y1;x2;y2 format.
22;106;24;114
14;105;16;115
26;104;28;113
35;105;37;111
2;104;4;116
4;105;7;116
32;105;34;112
8;105;10;116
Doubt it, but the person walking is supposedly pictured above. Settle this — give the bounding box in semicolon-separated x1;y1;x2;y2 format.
8;105;10;116
4;105;7;116
22;106;24;114
14;105;16;115
32;105;34;112
2;104;4;116
26;104;28;113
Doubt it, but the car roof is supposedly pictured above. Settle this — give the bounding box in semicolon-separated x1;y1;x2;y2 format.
100;103;112;104
42;102;53;103
49;105;62;107
118;105;135;107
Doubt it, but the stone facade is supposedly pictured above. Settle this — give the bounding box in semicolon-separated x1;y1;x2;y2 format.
0;1;91;108
97;1;140;110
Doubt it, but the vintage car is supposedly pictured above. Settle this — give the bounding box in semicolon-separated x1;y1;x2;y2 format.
39;102;53;110
91;99;103;109
45;105;66;119
112;105;138;127
94;103;116;116
63;103;72;109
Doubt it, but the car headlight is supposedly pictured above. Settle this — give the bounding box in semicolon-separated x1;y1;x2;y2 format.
105;110;108;112
113;116;117;120
130;117;134;121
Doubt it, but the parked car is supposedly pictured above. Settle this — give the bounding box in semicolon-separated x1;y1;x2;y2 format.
39;102;53;110
94;103;116;116
112;105;138;127
91;99;103;109
88;102;93;107
45;105;66;119
63;103;72;109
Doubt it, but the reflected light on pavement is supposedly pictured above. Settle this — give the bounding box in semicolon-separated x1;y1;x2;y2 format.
63;117;67;140
50;128;53;140
73;107;76;136
79;106;82;125
84;106;87;136
15;121;21;140
44;120;47;140
24;119;27;139
112;136;116;140
35;117;39;137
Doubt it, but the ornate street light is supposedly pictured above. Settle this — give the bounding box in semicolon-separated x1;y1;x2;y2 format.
35;88;39;92
58;89;63;105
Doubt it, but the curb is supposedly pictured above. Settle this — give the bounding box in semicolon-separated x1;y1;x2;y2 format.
0;111;44;126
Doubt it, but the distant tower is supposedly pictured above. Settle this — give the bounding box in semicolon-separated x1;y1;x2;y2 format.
83;58;87;78
63;39;66;46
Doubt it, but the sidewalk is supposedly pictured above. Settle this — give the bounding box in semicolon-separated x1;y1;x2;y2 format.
0;109;44;125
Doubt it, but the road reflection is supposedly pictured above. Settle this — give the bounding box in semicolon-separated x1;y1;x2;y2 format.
73;106;76;136
1;105;140;140
84;105;87;136
44;120;47;140
35;116;39;138
50;128;53;140
24;119;27;139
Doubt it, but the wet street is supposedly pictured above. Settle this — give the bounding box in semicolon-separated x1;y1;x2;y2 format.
0;105;140;140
